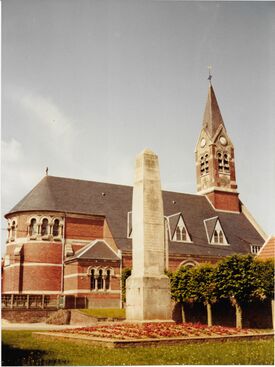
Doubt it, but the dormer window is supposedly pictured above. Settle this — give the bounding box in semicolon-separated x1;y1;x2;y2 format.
204;217;228;245
168;213;191;242
251;245;261;255
127;212;132;238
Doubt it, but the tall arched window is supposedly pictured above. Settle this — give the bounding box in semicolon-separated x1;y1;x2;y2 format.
30;218;38;236
214;230;219;243
97;269;103;290
10;221;16;240
217;152;230;174
90;269;96;290
53;219;59;237
105;269;111;290
41;218;49;236
200;154;209;175
219;231;224;244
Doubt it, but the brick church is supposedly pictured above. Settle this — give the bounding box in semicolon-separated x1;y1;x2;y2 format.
2;84;267;309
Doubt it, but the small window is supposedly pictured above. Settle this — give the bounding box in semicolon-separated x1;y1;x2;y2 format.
41;218;49;236
200;154;209;176
219;231;224;244
251;245;261;255
105;269;111;290
10;221;16;241
53;219;60;237
90;269;96;290
214;230;219;243
97;269;103;290
181;227;187;241
176;227;181;241
30;218;38;236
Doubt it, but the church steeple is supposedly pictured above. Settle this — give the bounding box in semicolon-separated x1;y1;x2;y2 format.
202;85;225;138
195;82;240;212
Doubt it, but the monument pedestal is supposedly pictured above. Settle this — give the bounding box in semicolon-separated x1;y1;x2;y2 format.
126;275;172;321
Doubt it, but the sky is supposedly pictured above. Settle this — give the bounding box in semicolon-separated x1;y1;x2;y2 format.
1;0;275;250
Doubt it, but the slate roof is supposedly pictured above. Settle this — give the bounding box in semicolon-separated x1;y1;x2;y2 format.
203;85;225;138
67;240;120;261
7;175;265;258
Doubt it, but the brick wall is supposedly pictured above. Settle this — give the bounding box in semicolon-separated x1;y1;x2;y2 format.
65;217;104;240
207;191;240;212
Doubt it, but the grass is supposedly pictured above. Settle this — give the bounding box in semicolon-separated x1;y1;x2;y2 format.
2;330;274;366
79;308;125;319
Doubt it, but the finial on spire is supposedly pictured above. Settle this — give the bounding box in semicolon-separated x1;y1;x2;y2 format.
208;65;212;85
46;167;48;176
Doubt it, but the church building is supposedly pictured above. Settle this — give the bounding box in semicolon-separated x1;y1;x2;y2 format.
1;83;267;309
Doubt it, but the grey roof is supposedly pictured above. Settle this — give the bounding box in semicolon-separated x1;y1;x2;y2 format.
7;175;265;258
67;240;120;261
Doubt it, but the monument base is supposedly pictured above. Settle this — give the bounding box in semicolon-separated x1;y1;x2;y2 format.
126;275;172;321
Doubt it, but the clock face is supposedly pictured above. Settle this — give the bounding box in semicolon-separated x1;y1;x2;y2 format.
200;138;206;148
219;136;227;146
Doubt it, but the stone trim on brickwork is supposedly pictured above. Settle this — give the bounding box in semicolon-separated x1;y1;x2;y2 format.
2;290;60;294
4;262;62;268
63;289;120;295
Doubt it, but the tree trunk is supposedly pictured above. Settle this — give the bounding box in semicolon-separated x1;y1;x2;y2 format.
206;302;212;327
181;303;186;323
235;302;243;329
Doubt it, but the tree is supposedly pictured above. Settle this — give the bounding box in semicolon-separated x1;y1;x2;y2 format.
188;264;217;326
170;266;193;322
215;254;256;328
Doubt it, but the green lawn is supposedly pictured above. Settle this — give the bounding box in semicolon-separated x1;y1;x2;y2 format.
79;308;125;319
2;330;274;366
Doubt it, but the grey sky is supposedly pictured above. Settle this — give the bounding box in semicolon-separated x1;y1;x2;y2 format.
2;0;275;248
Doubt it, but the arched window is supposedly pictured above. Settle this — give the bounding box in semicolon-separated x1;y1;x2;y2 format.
214;230;218;243
176;227;181;241
200;154;209;175
223;154;230;173
105;269;111;290
217;152;230;174
53;219;60;237
30;218;38;236
90;269;96;290
204;154;209;173
41;218;49;236
10;221;16;240
181;227;187;241
219;231;224;244
97;269;103;290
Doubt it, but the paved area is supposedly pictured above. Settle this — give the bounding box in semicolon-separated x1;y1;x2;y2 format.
1;319;96;330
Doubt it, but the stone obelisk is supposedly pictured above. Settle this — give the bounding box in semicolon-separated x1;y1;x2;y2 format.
126;149;172;321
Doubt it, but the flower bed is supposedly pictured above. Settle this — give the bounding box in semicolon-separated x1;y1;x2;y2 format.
52;322;260;340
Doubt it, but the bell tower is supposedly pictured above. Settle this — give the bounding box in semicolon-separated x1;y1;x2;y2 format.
195;78;240;212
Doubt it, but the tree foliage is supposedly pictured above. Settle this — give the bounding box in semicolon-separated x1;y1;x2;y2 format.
170;254;274;306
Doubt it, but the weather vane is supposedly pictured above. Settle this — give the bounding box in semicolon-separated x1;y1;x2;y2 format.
208;65;212;84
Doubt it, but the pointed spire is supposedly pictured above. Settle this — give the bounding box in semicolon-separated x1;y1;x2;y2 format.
202;84;225;138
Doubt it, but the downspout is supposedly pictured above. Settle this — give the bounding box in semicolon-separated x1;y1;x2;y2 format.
61;213;66;295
